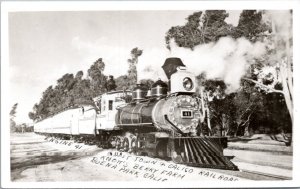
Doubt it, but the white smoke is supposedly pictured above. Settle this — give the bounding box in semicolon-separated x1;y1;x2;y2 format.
137;48;170;81
138;37;266;93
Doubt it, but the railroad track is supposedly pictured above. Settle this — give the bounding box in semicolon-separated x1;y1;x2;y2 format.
241;169;292;180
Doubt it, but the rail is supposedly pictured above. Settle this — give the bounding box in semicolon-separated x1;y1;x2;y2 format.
240;169;292;180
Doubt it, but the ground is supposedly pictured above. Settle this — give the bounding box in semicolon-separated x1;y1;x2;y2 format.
10;133;292;182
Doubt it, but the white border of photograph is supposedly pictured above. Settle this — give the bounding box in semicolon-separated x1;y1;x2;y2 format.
1;0;300;188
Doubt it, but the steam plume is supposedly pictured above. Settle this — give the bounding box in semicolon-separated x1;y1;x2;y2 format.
138;37;266;93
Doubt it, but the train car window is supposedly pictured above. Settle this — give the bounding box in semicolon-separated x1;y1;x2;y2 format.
109;100;113;110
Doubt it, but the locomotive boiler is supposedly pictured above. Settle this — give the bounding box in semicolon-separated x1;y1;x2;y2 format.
34;57;238;170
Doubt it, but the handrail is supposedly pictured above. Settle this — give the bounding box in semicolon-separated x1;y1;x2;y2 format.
164;114;186;136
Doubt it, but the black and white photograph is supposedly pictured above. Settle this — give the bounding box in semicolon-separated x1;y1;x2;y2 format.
1;1;300;188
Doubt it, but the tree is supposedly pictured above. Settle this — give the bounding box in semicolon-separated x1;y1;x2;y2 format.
243;10;293;121
115;75;129;91
165;11;203;50
127;47;143;89
10;103;18;118
88;58;105;80
196;74;227;135
30;68;95;120
88;58;107;96
28;103;39;121
75;70;84;80
201;10;233;44
57;74;75;90
140;79;155;89
269;11;293;121
232;86;262;137
165;10;234;50
209;94;235;136
28;112;36;121
165;10;271;50
201;79;229;136
30;59;108;120
10;103;18;132
233;10;270;42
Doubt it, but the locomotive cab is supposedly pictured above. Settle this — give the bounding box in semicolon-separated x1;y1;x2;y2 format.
95;90;131;131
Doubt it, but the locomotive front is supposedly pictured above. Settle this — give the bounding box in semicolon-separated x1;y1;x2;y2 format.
151;67;201;135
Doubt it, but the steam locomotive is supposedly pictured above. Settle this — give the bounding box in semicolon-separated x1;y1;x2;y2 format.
34;58;238;170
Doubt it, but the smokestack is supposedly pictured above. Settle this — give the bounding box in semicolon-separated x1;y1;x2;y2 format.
162;57;186;79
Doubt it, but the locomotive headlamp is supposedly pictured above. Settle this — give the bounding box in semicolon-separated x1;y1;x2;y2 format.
183;77;193;91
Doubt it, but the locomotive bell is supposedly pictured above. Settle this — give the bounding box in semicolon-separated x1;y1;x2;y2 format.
162;57;186;79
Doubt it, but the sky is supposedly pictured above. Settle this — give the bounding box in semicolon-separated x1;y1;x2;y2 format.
8;10;241;124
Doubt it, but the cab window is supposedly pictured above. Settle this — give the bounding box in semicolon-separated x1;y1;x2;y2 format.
109;100;113;110
98;100;101;113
